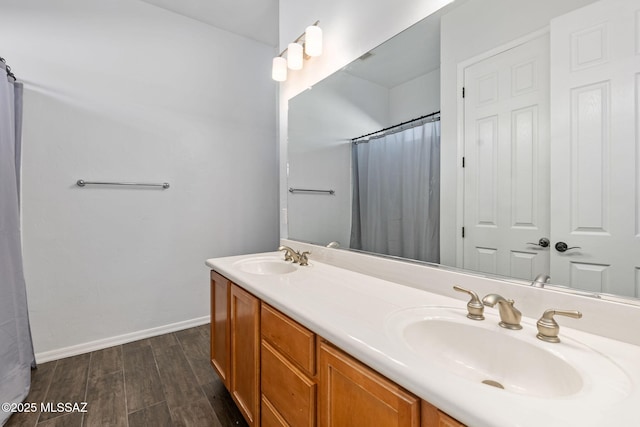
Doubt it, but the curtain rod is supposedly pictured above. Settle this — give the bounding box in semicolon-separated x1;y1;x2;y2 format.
350;110;440;142
0;57;16;80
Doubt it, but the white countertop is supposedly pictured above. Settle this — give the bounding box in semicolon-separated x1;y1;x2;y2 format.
206;252;640;427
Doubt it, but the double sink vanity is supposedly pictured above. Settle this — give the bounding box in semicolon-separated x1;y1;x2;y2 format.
206;241;640;427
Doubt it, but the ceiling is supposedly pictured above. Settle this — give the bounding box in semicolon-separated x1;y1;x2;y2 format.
342;0;466;89
139;0;279;46
343;14;441;89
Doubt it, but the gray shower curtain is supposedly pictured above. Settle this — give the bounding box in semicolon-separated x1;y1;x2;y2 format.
350;120;440;263
0;60;35;426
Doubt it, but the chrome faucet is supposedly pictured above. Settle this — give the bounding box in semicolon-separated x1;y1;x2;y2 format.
531;273;551;288
482;294;522;330
278;245;297;262
277;245;311;266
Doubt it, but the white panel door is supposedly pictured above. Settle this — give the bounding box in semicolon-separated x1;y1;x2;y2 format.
550;0;640;297
463;34;550;280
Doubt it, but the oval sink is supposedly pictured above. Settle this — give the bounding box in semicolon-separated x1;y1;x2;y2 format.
383;307;628;399
234;257;298;275
402;318;582;397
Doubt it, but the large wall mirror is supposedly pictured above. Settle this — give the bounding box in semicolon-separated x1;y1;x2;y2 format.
286;0;640;304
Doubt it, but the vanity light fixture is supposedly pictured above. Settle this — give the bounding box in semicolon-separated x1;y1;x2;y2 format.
287;42;303;70
304;25;323;57
271;21;322;82
272;56;287;81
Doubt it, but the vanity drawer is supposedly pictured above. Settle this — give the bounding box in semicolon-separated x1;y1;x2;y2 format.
261;395;288;427
261;303;316;375
261;340;316;427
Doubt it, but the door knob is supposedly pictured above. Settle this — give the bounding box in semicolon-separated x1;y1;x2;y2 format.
554;242;581;252
527;238;550;248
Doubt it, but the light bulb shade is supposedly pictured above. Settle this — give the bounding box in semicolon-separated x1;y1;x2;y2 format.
272;56;287;81
287;42;303;70
305;25;323;57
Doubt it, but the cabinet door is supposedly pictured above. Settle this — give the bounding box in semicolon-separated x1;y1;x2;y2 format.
230;284;261;427
319;342;419;427
210;270;230;388
421;401;466;427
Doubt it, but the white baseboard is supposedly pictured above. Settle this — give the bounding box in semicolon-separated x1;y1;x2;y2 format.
34;315;211;364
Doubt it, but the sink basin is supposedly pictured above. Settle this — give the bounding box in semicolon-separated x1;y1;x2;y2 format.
385;307;630;399
402;316;581;397
234;257;298;275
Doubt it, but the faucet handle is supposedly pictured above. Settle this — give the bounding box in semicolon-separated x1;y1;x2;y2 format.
536;309;582;343
453;285;485;320
298;251;311;266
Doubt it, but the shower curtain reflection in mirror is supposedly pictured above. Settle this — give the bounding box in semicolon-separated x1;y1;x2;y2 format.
0;59;35;426
350;119;440;263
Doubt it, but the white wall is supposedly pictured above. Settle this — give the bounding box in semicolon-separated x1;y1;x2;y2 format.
389;68;440;124
439;0;598;266
0;0;278;359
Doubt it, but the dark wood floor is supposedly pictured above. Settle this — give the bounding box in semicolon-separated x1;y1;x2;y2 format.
5;324;249;427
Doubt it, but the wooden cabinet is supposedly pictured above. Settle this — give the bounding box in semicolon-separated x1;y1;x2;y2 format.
421;401;466;427
230;284;261;427
261;303;317;427
210;271;230;387
261;303;316;375
210;272;260;427
318;341;420;427
210;270;465;427
261;395;289;427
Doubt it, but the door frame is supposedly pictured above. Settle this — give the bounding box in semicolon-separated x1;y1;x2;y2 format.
454;26;550;268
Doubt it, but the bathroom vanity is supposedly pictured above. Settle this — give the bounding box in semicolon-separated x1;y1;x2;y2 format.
206;246;640;427
208;269;457;427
